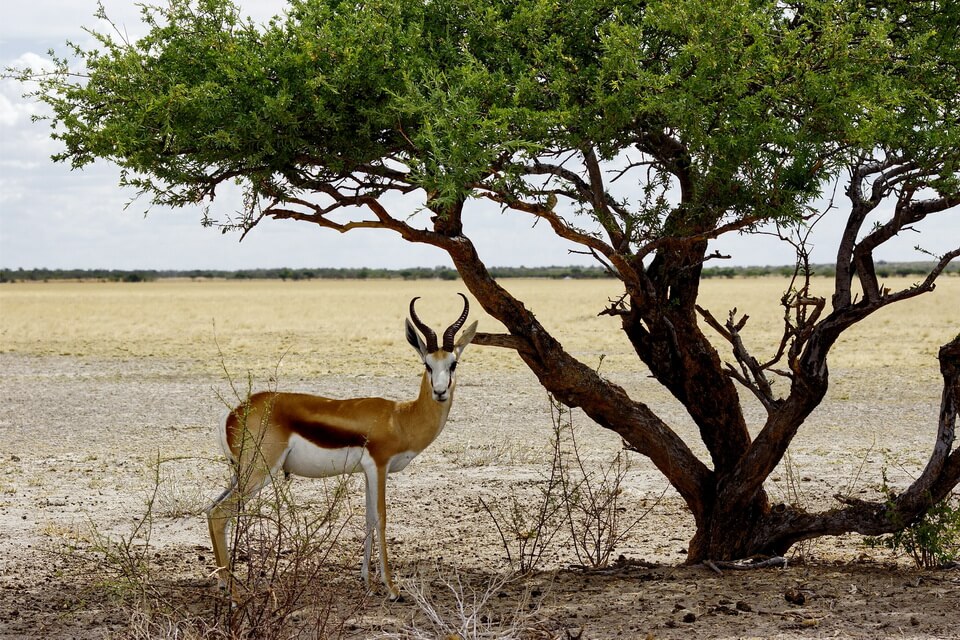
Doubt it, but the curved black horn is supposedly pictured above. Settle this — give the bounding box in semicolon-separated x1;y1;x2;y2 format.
409;297;438;353
442;293;470;352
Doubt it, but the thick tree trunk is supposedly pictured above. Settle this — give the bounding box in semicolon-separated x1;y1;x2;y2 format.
686;492;775;561
440;231;714;516
623;304;754;475
422;205;958;565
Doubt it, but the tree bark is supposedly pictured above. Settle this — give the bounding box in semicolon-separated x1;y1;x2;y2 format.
436;228;714;520
423;199;959;563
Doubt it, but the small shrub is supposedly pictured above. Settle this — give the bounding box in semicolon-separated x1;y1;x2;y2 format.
378;564;548;640
865;474;960;569
480;396;657;573
221;472;363;639
551;397;653;569
477;476;566;575
477;399;569;574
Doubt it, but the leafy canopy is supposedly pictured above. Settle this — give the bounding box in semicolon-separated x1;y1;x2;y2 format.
20;0;960;247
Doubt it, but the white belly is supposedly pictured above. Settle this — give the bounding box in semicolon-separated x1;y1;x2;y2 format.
281;435;420;477
282;434;366;478
388;451;418;473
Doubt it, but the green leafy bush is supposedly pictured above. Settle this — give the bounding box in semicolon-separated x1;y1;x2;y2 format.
865;484;960;569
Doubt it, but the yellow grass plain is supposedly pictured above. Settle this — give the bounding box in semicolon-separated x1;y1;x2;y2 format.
1;276;959;638
0;276;956;380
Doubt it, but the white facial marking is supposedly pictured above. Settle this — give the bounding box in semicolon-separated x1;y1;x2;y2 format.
424;351;458;401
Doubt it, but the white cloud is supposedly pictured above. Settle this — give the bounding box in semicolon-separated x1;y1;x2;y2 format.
0;93;19;127
8;51;56;74
0;58;54;128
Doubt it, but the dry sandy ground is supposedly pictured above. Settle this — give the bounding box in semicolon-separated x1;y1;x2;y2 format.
1;348;958;639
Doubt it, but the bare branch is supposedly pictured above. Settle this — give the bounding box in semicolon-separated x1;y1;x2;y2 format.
478;191;613;254
837;155;960;309
599;293;629;318
472;332;532;353
696;305;780;412
582;146;628;251
899;335;960;506
633;213;764;260
263;205;383;233
476;190;645;299
763;335;960;550
609;155;657;184
521;156;636;243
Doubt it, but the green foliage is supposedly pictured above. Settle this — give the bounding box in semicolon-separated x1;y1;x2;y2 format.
11;0;958;243
865;479;960;569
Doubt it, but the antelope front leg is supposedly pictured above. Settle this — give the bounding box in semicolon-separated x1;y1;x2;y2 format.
361;463;400;599
375;464;400;600
361;467;375;591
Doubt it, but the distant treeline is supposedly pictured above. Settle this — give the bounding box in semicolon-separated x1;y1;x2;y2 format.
1;262;957;283
702;261;960;278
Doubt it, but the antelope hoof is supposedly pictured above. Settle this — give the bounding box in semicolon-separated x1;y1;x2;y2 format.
387;590;404;602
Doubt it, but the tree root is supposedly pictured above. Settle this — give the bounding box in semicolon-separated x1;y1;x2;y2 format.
702;556;788;575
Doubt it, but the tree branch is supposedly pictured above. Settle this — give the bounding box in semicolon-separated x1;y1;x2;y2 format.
696;305;780;412
837;156;960;309
471;332;532;353
898;335;960;507
521;156;636;240
633;213;765;261
762;335;960;550
475;190;645;300
439;231;713;515
581;145;628;251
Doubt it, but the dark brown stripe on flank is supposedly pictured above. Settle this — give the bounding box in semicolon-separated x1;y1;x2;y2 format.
288;419;369;450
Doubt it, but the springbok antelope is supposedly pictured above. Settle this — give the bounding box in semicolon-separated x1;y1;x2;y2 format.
206;294;478;599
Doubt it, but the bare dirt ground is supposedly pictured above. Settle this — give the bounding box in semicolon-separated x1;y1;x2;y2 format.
1;353;958;639
1;279;958;638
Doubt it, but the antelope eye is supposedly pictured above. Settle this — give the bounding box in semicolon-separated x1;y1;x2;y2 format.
450;362;458;372
425;364;432;374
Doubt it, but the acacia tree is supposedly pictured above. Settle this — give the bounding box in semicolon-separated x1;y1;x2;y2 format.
19;0;960;561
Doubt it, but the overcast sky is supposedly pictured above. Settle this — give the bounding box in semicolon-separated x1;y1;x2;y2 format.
1;1;957;271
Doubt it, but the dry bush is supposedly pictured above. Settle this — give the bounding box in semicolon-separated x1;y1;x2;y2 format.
479;396;659;573
153;455;217;519
551;398;655;569
49;447;367;639
217;473;366;639
379;563;553;640
478;439;567;575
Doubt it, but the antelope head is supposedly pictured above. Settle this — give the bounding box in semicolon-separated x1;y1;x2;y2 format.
405;293;478;402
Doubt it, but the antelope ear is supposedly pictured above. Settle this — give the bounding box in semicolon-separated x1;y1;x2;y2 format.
453;320;479;357
405;319;427;357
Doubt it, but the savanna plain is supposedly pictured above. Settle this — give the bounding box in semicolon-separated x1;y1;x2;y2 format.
0;277;958;639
